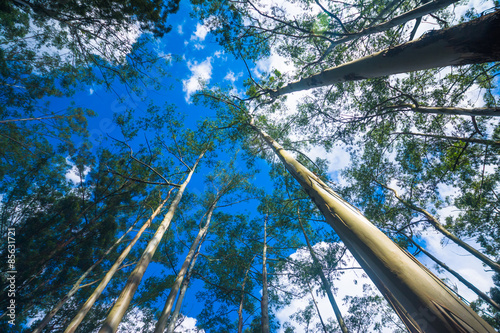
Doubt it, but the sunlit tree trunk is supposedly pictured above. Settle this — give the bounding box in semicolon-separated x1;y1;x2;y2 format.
97;151;205;333
297;209;348;333
404;235;500;311
64;191;174;333
272;11;500;97
376;180;500;274
154;191;216;333
32;215;141;333
261;215;270;333
249;119;495;332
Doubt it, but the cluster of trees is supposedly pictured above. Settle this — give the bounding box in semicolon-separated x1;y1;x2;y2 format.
1;0;499;332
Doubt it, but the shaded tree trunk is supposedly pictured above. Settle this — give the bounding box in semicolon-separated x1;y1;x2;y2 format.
389;104;500;117
272;11;500;97
249;119;495;332
97;151;205;333
393;131;500;147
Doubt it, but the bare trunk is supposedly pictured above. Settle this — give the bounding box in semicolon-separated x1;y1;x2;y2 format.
273;11;500;97
64;192;173;333
154;191;215;333
297;210;348;333
237;261;253;333
405;235;500;312
97;151;204;333
32;216;140;333
249;120;495;332
390;104;500;117
261;215;270;333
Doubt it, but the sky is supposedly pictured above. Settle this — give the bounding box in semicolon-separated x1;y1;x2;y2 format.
23;0;500;331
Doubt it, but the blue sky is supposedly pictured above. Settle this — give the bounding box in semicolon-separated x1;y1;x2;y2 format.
21;0;500;331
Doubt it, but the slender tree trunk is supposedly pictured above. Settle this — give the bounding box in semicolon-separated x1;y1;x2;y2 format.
261;215;270;333
272;10;500;97
32;216;141;333
64;191;174;333
237;258;255;333
389;104;500;117
322;0;458;55
297;209;348;333
97;151;204;333
307;281;329;333
404;235;500;311
165;230;208;333
154;197;216;333
393;131;500;147
376;180;500;274
249;119;495;332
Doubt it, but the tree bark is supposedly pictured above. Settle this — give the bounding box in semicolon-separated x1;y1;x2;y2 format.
297;209;348;333
97;151;204;333
249;119;495;333
272;10;500;97
404;235;500;312
261;215;270;333
64;191;173;333
154;198;216;333
237;259;254;333
307;281;329;333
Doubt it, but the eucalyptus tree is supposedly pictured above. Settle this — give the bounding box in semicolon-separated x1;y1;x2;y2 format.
155;161;256;333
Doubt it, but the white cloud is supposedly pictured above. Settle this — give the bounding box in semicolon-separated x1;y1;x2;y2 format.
224;70;243;83
89;88;94;95
177;24;184;35
191;23;209;41
182;57;213;102
65;157;90;184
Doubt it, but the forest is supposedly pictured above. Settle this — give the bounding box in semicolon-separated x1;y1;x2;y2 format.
0;0;499;332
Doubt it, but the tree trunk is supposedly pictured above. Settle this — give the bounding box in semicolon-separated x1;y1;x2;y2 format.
154;189;216;333
237;258;254;333
390;104;500;117
261;215;270;333
297;209;348;333
249;119;495;333
272;10;500;97
97;151;204;333
405;234;500;312
307;281;329;333
32;216;140;333
322;0;459;54
165;230;207;333
64;191;173;333
394;131;500;147
375;180;500;274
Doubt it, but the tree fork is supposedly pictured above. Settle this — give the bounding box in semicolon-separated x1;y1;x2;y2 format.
272;10;500;97
249;119;495;332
